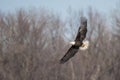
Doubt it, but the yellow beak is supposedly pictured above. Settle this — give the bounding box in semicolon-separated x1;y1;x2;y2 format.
80;40;89;50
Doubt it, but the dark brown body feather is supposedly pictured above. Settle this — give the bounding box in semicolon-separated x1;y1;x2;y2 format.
60;17;87;64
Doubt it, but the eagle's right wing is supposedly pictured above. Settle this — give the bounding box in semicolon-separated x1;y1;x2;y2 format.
75;17;87;42
60;45;79;64
75;27;81;41
75;26;87;42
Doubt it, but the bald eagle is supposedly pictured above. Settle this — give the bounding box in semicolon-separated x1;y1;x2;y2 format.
60;17;89;64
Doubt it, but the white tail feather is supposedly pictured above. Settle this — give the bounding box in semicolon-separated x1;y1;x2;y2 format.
70;41;75;45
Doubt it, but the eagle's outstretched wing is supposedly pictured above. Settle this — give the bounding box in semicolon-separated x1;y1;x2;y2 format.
60;17;87;64
60;45;79;64
75;23;87;42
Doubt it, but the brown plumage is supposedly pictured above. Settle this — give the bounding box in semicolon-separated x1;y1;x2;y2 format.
60;17;87;64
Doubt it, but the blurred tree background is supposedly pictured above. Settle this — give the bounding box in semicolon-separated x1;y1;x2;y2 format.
0;5;120;80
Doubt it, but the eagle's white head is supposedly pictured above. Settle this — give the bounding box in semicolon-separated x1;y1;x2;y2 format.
80;40;89;50
69;40;89;50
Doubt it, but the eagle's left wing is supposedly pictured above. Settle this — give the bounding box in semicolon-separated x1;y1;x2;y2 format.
60;45;79;64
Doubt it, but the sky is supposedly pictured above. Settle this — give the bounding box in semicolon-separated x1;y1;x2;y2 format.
0;0;118;19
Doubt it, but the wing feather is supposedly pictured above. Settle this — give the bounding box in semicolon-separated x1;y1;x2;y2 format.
75;27;81;41
75;26;87;42
60;46;79;64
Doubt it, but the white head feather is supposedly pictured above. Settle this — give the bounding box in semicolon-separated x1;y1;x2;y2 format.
80;40;89;50
69;40;89;50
